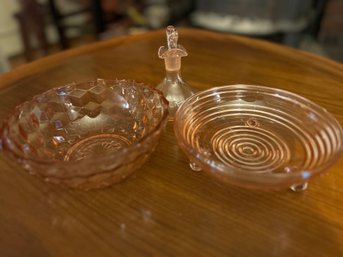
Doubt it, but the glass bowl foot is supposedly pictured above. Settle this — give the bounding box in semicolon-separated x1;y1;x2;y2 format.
290;182;308;192
189;161;202;171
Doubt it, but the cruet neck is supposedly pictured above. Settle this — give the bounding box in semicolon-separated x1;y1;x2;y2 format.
164;69;182;82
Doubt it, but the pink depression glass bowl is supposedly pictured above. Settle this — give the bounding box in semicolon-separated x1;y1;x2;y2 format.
0;79;169;190
174;84;343;191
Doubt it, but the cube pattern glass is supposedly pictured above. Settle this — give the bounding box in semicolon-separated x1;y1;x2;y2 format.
0;79;169;190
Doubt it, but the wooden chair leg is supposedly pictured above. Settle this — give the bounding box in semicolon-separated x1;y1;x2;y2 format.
15;13;33;61
48;0;69;49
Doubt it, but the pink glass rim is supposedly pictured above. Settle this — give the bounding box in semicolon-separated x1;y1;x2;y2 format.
0;79;169;165
174;84;343;182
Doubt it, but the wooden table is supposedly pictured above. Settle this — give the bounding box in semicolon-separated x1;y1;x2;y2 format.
1;28;343;257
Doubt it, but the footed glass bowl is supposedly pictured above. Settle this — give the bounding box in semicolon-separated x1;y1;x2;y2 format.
174;84;343;191
0;79;168;190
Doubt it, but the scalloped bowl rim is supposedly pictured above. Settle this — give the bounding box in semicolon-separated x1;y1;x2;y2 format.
0;79;169;166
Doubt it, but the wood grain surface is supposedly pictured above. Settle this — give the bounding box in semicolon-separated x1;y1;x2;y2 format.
0;28;343;257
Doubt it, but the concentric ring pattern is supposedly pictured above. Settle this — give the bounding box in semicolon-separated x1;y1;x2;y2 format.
174;85;343;189
210;125;291;173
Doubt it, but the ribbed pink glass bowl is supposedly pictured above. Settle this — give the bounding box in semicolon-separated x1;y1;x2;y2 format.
174;84;343;191
0;79;169;190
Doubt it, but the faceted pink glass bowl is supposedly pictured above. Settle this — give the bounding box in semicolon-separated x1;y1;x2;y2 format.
0;79;169;190
174;84;343;191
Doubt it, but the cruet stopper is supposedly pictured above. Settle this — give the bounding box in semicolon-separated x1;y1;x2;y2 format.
157;25;196;120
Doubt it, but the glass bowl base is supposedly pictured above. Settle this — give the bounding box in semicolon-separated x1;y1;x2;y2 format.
64;134;132;162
